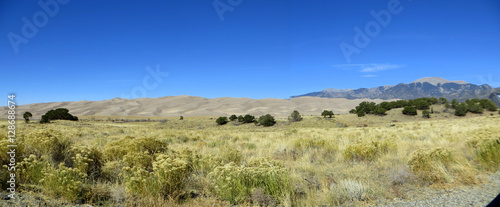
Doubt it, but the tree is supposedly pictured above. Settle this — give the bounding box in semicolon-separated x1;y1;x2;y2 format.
40;108;78;123
373;106;387;116
229;115;238;121
321;110;334;118
413;98;431;110
454;103;468;116
179;116;184;120
242;114;255;123
349;109;357;114
451;99;458;109
23;111;33;123
237;115;244;122
357;110;365;117
430;107;434;114
288;110;303;122
422;110;431;118
468;103;483;114
439;97;448;105
402;106;417;116
216;116;228;125
258;114;276;127
480;99;498;111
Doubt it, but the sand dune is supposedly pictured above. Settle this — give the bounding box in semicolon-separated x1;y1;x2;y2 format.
0;95;397;118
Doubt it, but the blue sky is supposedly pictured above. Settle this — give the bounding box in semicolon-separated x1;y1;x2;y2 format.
1;0;499;105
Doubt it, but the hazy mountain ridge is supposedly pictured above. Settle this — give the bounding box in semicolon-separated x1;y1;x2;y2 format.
292;77;498;101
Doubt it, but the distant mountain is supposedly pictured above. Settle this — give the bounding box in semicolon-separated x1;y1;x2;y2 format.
292;77;499;101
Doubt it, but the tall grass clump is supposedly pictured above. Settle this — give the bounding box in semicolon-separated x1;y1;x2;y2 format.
466;137;500;171
343;140;392;161
407;148;477;185
330;179;369;204
209;157;290;204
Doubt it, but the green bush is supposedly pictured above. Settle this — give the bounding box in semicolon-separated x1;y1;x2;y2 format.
23;111;33;123
237;115;244;122
454;103;468;116
258;114;276;127
229;115;238;121
242;114;255;123
356;110;365;117
468;103;483;114
321;110;334;118
422;110;430;118
216;117;229;125
402;106;417;116
288;110;303;122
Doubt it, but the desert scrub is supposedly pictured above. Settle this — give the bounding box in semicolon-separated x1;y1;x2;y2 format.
293;137;337;153
18;154;48;185
103;136;168;161
40;163;87;201
466;137;500;171
67;146;104;181
209;157;290;204
122;155;192;198
23;129;71;163
343;139;393;161
408;147;477;185
330;179;369;204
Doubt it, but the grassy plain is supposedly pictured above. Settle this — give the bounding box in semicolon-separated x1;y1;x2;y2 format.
0;106;499;206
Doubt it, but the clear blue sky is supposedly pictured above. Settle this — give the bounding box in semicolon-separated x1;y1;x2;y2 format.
1;0;499;105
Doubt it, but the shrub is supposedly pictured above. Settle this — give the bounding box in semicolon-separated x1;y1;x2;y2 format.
454;103;468;116
179;116;183;120
209;157;290;204
422;110;430;118
67;146;104;181
258;114;276;127
242;114;255;123
468;103;483;114
356;110;365;117
343;140;392;161
349;109;357;114
402;106;417;116
40;163;87;201
23;111;33;123
331;179;369;202
237;115;244;122
229;115;238;121
216;117;229;125
23;129;71;164
321;110;334;118
373;106;387;116
288;110;303;122
18;154;48;185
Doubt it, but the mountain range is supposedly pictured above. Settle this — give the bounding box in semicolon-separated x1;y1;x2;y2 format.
292;77;500;101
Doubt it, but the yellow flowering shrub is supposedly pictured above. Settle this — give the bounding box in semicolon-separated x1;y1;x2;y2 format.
343;139;393;161
40;163;87;201
209;157;290;204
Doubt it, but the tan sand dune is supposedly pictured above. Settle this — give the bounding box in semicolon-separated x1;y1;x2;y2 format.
0;95;397;119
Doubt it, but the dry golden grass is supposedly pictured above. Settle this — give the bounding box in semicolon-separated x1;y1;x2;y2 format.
0;108;499;206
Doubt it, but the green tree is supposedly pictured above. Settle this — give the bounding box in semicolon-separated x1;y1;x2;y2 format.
258;114;276;127
480;99;498;111
349;109;357;114
242;114;255;123
468;103;484;114
357;110;365;117
413;99;431;110
39;108;78;123
321;110;334;118
23;111;33;123
179;116;184;120
237;115;244;122
216;117;228;125
439;97;448;105
373;106;387;116
402;106;417;116
229;115;238;121
422;110;431;118
455;103;468;116
451;99;458;109
288;110;303;122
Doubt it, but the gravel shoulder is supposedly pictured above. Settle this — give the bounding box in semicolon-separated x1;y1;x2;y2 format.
371;171;500;207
